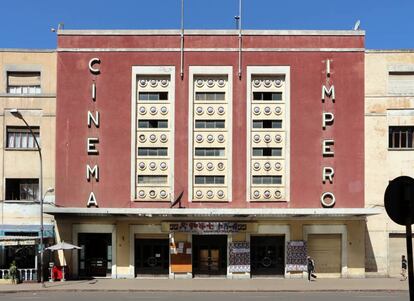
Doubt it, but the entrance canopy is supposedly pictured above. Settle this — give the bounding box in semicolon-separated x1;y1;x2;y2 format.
44;206;382;220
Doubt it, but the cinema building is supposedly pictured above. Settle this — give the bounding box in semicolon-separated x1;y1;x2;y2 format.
46;29;380;279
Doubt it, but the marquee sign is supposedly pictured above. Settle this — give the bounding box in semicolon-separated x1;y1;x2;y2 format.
167;222;252;233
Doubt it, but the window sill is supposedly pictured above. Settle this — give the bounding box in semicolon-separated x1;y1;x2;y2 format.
0;93;56;98
5;148;38;151
388;148;414;151
3;200;37;204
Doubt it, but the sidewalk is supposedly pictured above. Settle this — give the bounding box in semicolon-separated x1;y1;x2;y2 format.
0;278;409;293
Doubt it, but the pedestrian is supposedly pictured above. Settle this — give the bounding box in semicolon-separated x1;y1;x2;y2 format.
401;255;408;281
307;256;316;281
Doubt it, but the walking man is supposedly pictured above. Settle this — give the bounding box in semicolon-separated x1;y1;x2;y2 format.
307;256;316;281
401;255;408;281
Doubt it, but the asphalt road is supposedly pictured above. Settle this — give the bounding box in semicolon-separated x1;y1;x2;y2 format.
0;292;409;301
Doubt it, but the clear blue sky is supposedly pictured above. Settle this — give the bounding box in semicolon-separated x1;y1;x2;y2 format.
1;0;413;49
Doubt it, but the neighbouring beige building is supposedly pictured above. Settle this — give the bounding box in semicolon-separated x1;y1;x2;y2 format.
0;50;56;281
365;50;414;277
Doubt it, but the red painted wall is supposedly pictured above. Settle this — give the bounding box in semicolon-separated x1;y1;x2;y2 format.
56;34;364;209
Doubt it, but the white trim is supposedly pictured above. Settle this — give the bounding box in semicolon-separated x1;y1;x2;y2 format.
58;29;365;36
188;66;233;202
255;224;291;278
130;66;175;202
246;66;291;202
72;224;117;278
45;206;381;217
58;48;365;53
303;224;347;277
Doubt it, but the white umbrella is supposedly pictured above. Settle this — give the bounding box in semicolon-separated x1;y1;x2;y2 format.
46;241;81;251
46;241;81;281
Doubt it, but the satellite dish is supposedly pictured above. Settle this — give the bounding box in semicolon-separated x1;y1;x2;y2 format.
353;20;361;31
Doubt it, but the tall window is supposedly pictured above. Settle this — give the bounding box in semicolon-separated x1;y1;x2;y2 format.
5;179;39;201
7;72;41;94
389;126;414;149
6;127;40;149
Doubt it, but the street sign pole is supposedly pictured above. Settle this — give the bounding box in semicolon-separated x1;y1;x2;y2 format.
407;223;414;301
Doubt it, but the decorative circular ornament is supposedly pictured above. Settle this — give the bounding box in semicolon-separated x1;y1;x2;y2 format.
138;190;146;198
275;190;282;199
149;162;157;170
195;190;203;198
261;257;272;267
196;79;204;87
253;134;261;143
195;162;203;170
196;107;204;115
149;134;157;143
160;162;167;170
149;190;157;198
217;106;225;115
150;79;158;87
147;257;157;267
264;134;271;143
160;190;167;198
217;190;224;198
274;79;283;87
264;106;271;115
275;106;282;115
217;79;225;87
207;79;215;87
217;134;225;143
160;134;168;142
253;162;261;171
207;162;214;171
139;79;147;87
206;190;214;199
264;162;271;171
139;134;146;142
275;134;282;143
253;190;260;199
275;162;282;171
264;79;272;87
321;192;336;207
207;134;214;143
150;106;157;115
217;162;225;171
196;134;204;143
253;79;261;87
138;162;146;170
139;107;147;115
253;107;261;115
263;190;271;199
160;79;169;87
160;106;168;115
207;107;215;115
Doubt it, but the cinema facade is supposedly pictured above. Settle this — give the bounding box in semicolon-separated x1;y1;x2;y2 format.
46;29;379;279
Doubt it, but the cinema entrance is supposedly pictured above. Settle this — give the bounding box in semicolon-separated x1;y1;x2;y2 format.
250;235;285;276
192;235;227;276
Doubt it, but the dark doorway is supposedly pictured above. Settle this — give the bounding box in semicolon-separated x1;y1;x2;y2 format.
251;236;285;276
78;233;112;278
192;235;227;276
135;238;169;276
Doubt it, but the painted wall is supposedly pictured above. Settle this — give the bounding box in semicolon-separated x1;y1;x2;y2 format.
56;33;364;209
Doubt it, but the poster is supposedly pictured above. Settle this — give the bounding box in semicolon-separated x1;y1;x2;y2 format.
286;240;307;272
229;242;250;273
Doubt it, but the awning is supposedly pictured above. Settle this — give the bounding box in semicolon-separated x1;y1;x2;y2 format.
0;224;54;238
44;206;382;220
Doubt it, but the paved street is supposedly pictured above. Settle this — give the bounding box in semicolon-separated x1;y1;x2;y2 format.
0;292;409;301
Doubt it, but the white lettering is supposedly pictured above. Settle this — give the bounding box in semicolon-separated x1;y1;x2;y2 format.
322;112;334;129
86;192;98;207
322;167;335;183
92;82;96;100
320;192;335;207
322;139;334;156
86;164;99;181
322;85;335;101
87;137;99;154
326;59;331;76
88;58;100;74
87;111;100;128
